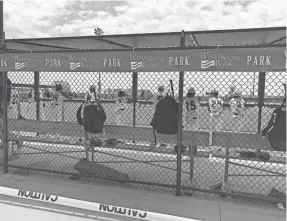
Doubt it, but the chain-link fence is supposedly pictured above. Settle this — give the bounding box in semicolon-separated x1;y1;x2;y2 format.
1;69;286;202
181;71;286;202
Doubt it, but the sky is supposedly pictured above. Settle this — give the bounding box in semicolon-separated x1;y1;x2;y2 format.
3;0;286;38
3;0;287;96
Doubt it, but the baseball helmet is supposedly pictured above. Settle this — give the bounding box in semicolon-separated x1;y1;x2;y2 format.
233;91;241;98
210;89;219;97
158;85;165;92
118;90;126;97
187;87;196;97
89;85;96;93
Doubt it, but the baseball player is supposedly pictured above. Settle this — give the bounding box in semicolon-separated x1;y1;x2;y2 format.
183;87;200;131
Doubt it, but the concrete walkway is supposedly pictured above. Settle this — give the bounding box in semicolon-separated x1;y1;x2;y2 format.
0;174;285;221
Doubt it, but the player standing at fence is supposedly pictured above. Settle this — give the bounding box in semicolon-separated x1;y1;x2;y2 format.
138;90;145;108
85;85;99;103
10;88;26;120
151;85;167;147
229;91;246;132
43;84;65;121
115;90;128;125
51;85;65;105
22;88;35;118
28;88;34;103
183;87;200;131
0;77;25;119
208;90;224;131
54;84;65;121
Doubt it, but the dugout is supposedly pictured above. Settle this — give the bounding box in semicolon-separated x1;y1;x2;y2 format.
0;13;286;203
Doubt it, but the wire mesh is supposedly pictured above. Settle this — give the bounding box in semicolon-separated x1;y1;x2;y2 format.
181;71;286;200
2;69;286;201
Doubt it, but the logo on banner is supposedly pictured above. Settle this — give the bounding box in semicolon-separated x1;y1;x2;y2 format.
0;59;8;67
68;56;98;70
200;51;240;69
129;54;164;70
70;62;81;70
14;56;40;70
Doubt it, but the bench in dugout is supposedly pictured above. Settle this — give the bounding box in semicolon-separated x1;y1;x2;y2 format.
0;119;209;181
210;131;286;199
1;119;285;199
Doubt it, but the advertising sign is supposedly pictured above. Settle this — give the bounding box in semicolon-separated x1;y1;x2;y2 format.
0;47;285;72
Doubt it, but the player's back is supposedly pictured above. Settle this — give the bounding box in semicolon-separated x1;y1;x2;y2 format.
52;91;64;105
28;89;34;102
10;90;20;109
184;97;199;117
230;98;245;116
208;97;223;114
85;91;98;103
116;96;128;111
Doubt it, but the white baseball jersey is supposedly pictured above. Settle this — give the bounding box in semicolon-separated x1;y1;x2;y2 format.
116;97;128;111
28;90;34;102
115;97;128;125
85;91;99;103
182;97;200;130
184;97;200;119
11;90;20;105
39;90;44;99
230;98;246;116
208;97;224;115
52;91;64;105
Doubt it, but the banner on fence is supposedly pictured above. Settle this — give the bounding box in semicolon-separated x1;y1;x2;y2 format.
0;47;285;72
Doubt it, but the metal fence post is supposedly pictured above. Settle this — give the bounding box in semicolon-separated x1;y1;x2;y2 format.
175;30;185;196
0;31;8;172
257;72;266;134
132;72;138;143
34;71;40;121
2;70;8;173
1;0;8;173
132;72;138;128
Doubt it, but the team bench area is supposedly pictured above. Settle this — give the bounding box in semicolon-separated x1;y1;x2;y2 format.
0;119;285;189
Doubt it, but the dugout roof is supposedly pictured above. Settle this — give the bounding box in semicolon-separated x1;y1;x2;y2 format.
2;26;286;52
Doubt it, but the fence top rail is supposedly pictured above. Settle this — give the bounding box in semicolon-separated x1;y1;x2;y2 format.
1;43;286;54
2;26;285;52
